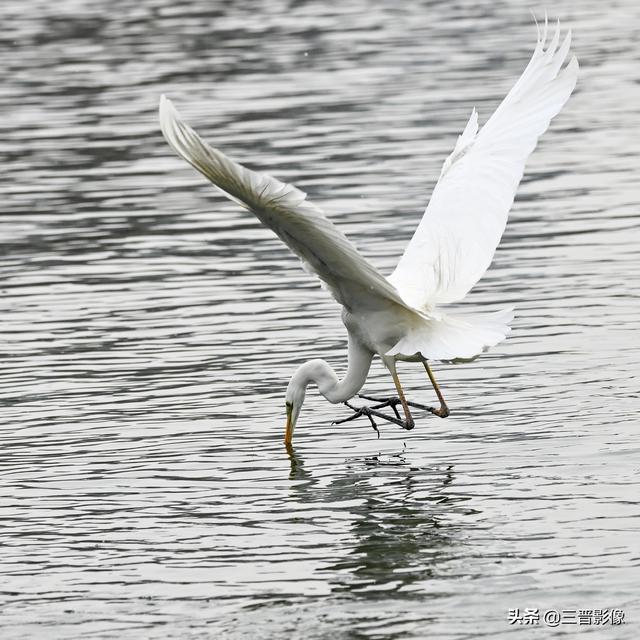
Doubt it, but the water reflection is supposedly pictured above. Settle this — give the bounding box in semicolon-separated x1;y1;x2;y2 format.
327;459;458;597
286;446;460;596
286;443;316;484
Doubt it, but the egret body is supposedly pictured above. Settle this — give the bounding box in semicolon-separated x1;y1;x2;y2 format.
159;18;578;445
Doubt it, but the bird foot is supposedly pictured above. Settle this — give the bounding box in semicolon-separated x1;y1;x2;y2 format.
333;400;414;436
358;393;430;413
358;394;450;419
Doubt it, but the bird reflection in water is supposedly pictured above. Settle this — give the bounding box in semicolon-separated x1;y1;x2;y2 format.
285;444;466;597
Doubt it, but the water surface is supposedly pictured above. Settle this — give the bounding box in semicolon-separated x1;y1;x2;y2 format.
2;0;639;638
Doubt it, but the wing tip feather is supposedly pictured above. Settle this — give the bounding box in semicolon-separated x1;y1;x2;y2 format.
158;94;174;128
158;94;181;150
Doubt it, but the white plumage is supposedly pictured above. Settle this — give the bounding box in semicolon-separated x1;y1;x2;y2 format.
159;17;578;444
389;19;578;309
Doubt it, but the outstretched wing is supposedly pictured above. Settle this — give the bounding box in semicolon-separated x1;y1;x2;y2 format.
159;96;411;313
388;19;579;310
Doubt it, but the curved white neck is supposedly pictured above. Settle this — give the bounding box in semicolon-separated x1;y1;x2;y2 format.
292;335;373;404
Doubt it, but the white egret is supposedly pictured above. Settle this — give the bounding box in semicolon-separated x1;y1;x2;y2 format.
159;18;578;445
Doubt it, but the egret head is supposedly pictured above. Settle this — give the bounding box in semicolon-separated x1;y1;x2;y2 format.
284;378;306;445
284;359;337;445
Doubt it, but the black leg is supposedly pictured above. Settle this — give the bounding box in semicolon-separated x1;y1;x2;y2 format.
333;400;414;432
358;393;432;412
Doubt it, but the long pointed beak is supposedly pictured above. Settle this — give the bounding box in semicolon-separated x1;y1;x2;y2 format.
284;402;294;445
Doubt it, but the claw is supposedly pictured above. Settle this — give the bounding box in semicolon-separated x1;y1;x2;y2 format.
333;402;381;437
334;399;414;432
358;393;431;412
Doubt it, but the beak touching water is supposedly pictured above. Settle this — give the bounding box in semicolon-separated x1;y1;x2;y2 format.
284;402;295;445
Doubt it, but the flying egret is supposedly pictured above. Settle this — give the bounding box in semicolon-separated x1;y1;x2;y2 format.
159;18;578;445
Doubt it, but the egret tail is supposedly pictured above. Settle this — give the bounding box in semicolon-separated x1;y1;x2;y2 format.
386;308;514;362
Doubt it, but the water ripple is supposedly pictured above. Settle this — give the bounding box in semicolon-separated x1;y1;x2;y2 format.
1;0;639;638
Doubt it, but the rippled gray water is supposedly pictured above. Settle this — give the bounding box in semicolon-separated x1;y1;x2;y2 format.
2;0;639;638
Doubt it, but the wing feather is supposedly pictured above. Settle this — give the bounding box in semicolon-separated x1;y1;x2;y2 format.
388;19;578;310
159;96;410;313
